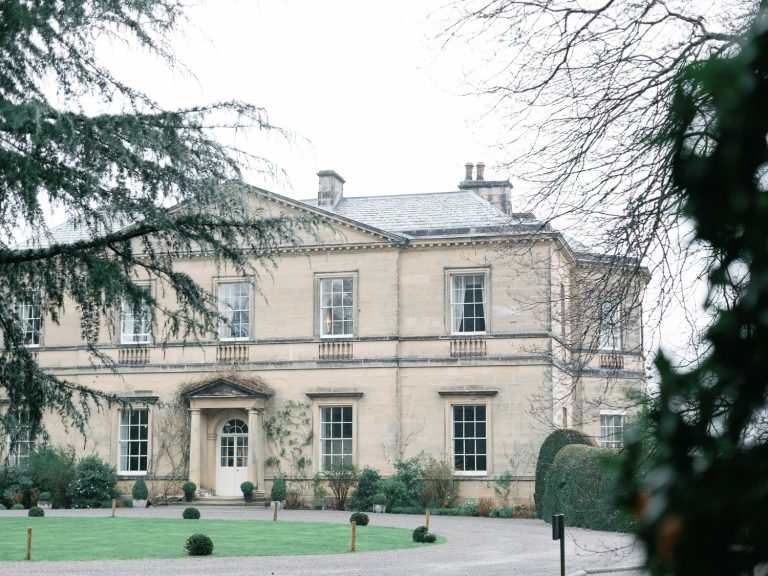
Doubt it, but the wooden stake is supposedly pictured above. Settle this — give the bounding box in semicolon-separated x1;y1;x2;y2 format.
26;528;32;561
272;503;278;522
111;498;116;518
350;520;357;552
426;509;430;530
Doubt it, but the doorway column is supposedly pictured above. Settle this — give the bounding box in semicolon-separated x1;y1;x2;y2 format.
189;408;202;488
248;407;265;491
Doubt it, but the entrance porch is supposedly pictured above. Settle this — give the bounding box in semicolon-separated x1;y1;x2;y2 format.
182;376;272;497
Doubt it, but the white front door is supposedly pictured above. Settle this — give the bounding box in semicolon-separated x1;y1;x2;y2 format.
215;418;249;496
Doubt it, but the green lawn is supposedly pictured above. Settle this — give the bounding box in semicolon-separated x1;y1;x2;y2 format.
0;516;443;561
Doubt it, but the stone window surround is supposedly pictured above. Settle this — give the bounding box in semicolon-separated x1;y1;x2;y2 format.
307;391;361;473
440;390;496;477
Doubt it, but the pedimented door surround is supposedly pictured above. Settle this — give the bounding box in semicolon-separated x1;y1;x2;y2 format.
182;376;273;496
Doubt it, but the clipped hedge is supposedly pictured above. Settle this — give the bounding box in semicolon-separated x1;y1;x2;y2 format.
542;444;632;533
534;428;595;517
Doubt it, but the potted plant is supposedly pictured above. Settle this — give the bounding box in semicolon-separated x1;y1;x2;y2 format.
37;492;53;510
372;493;387;513
240;481;255;503
270;475;287;510
132;478;149;508
182;481;196;502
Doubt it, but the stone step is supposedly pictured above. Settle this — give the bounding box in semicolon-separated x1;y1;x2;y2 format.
168;494;269;507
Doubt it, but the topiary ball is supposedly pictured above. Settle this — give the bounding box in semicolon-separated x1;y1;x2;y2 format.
12;503;25;510
412;525;437;543
132;478;149;500
349;511;369;526
28;506;44;517
0;503;6;510
412;525;429;542
183;507;201;519
185;533;213;556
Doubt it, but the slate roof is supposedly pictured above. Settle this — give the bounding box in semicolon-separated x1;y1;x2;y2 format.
300;191;546;239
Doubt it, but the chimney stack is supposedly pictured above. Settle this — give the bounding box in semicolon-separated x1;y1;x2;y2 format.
317;170;345;208
458;161;513;215
464;162;474;181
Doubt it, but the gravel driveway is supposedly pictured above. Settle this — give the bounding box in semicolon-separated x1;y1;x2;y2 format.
0;506;646;576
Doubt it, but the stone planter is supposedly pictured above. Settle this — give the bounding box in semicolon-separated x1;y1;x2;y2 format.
184;492;194;502
243;492;253;503
38;501;52;510
132;499;147;508
374;504;387;513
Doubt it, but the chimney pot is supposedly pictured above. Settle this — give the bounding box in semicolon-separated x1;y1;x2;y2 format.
476;162;485;181
464;162;474;181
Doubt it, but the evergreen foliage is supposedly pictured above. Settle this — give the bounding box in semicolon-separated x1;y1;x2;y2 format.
27;445;76;508
239;481;254;495
67;455;118;508
543;445;632;533
0;0;308;443
131;479;148;501
28;505;44;517
349;511;369;526
270;476;287;502
349;466;380;511
182;507;200;520
621;7;768;574
534;428;595;517
185;533;213;556
182;481;196;494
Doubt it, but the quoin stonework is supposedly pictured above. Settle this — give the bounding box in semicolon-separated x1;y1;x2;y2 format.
5;164;645;503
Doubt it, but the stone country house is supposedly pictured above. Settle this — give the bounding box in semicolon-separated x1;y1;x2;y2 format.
4;164;645;503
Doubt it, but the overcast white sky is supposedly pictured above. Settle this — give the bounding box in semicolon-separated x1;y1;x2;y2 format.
102;0;501;200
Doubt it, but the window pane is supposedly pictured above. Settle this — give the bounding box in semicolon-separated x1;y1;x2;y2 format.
320;277;354;336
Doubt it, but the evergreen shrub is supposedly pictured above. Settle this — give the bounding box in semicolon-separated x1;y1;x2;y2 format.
412;525;437;543
12;503;24;510
38;491;52;502
349;467;380;511
349;511;369;526
67;455;118;509
240;481;254;494
183;507;201;519
542;444;632;532
132;479;148;500
377;479;413;509
455;501;478;516
534;429;596;517
0;503;6;510
271;476;287;502
28;506;44;517
185;533;213;556
372;493;387;506
27;446;77;509
182;481;196;494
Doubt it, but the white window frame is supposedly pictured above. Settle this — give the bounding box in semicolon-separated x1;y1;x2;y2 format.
319;405;354;471
316;273;356;338
451;403;488;476
120;284;152;345
597;299;622;350
599;411;624;449
8;425;33;466
118;407;150;475
218;281;251;341
448;270;488;335
15;297;42;347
